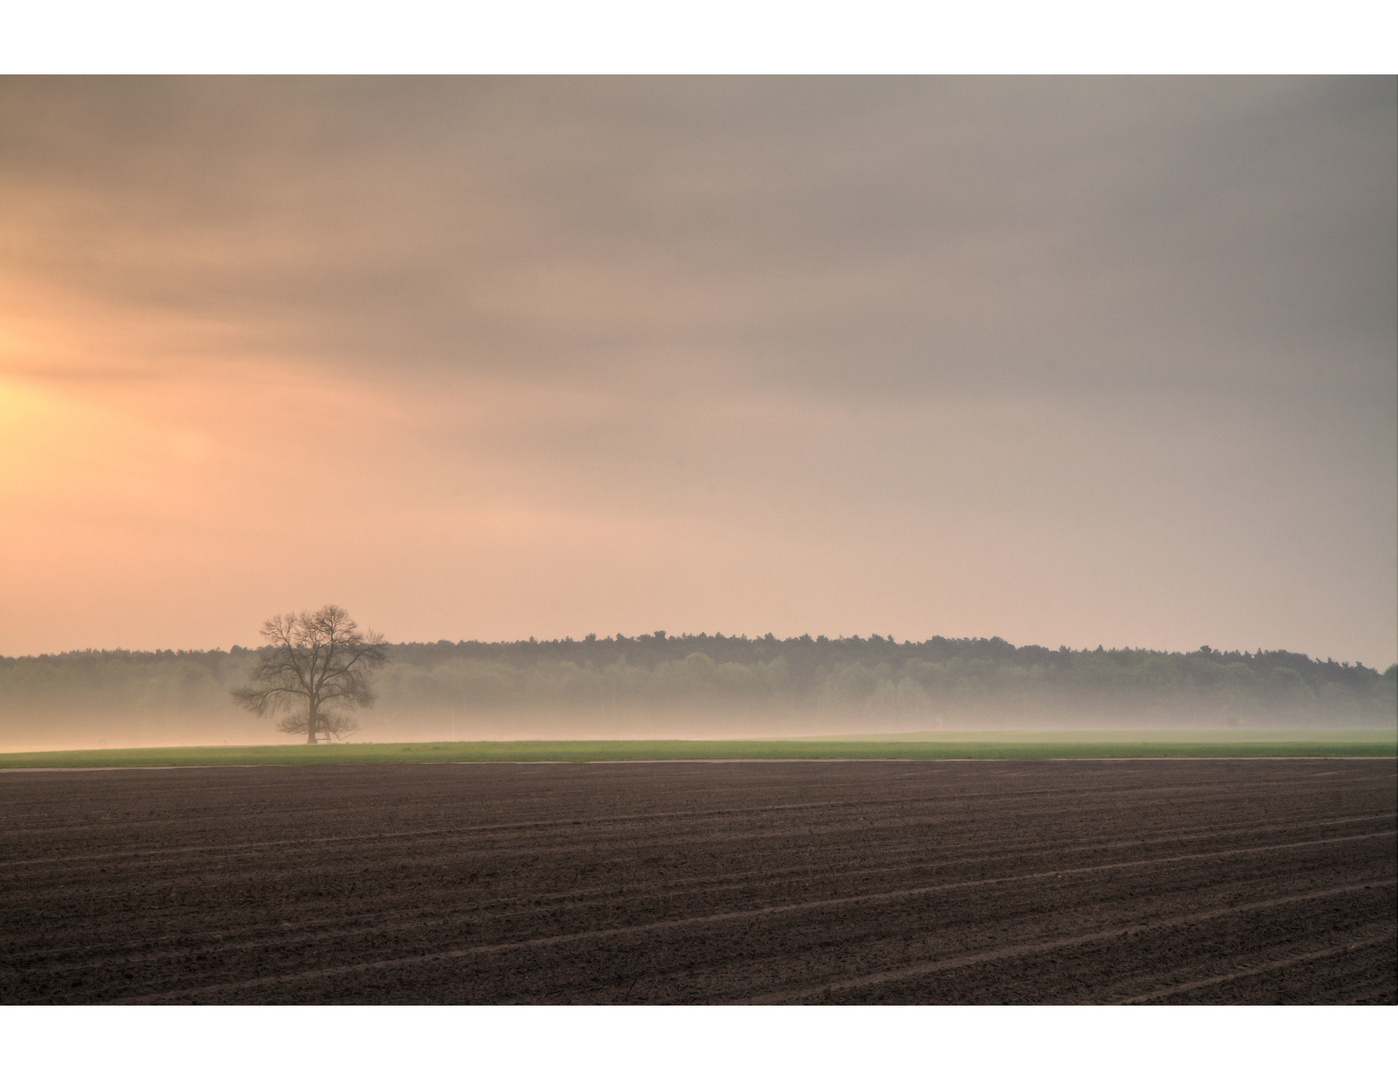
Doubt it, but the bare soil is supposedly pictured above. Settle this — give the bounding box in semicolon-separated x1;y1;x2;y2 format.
1;759;1393;1004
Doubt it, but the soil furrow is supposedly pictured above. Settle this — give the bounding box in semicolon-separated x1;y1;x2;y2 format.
7;825;1380;978
1117;931;1398;1003
103;834;1394;1002
743;882;1395;1003
3;759;1392;1003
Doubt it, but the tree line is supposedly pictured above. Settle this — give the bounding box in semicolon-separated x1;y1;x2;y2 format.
3;630;1393;747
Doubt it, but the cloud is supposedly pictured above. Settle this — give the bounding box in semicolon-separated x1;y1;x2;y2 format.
0;77;1393;663
5;77;1392;392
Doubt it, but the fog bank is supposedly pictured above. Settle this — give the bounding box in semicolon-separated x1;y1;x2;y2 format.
3;634;1393;752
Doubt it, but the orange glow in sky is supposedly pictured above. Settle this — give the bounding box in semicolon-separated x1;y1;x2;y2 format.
1;77;1394;665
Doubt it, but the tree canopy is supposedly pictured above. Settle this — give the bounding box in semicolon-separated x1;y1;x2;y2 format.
3;632;1392;749
231;606;388;743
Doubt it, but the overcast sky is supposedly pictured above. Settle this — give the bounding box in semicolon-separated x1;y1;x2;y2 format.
1;76;1394;664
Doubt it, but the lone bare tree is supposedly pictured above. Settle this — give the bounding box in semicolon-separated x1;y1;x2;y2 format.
232;605;388;743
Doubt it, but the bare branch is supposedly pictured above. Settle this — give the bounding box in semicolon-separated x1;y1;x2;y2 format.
232;605;388;743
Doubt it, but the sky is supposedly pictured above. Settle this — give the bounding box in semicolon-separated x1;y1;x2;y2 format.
1;76;1394;665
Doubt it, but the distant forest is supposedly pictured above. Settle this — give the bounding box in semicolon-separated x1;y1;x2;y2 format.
2;633;1394;749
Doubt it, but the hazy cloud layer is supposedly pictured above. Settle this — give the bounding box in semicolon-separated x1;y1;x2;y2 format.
2;77;1394;665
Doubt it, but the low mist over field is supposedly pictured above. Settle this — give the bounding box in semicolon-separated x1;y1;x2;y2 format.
2;633;1393;752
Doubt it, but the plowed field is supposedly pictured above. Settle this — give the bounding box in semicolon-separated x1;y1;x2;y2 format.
2;759;1394;1003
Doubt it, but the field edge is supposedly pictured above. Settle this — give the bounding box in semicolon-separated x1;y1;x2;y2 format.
2;733;1396;769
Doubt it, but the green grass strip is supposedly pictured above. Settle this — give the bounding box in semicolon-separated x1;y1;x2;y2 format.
1;735;1394;769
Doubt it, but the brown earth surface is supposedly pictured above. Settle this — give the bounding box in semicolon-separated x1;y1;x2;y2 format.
1;759;1394;1004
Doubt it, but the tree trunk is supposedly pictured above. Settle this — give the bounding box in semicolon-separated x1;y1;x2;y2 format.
306;708;318;744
